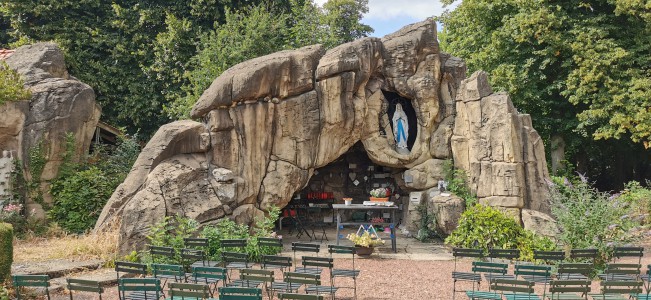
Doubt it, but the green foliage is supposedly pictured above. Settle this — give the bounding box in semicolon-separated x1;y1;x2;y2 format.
0;223;13;282
146;215;199;263
617;181;651;225
0;284;8;300
445;204;556;262
549;176;645;267
443;160;477;206
0;62;31;106
415;202;438;241
48;167;113;233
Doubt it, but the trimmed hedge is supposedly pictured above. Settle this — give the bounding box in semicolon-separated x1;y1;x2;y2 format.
0;222;13;282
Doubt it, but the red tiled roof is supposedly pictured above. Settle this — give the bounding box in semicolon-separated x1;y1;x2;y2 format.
0;49;15;60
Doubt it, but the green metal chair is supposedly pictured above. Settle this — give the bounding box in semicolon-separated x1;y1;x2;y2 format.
278;293;324;300
150;245;177;264
558;263;594;281
221;239;252;272
589;280;644;300
451;248;483;300
221;239;248;253
66;278;104;300
328;245;361;300
533;250;565;264
181;248;213;269
598;263;641;281
515;264;552;299
115;261;148;280
271;272;320;294
489;248;521;262
261;255;292;273
218;287;262;300
152;264;186;285
642;264;650;294
295;256;332;276
166;282;214;300
184;238;220;267
466;279;538;300
292;242;321;270
548;280;591;300
612;246;643;264
118;278;164;300
258;237;283;254
569;249;598;265
472;261;511;286
13;274;51;300
227;269;274;298
190;266;227;296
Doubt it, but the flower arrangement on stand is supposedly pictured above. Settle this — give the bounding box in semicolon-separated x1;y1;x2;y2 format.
369;187;391;201
346;231;385;256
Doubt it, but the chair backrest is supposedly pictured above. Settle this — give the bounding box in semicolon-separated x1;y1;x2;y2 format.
149;245;176;263
222;251;249;265
239;269;274;284
557;263;593;279
533;250;565;262
603;263;641;279
181;248;207;266
488;248;520;261
452;248;483;271
491;279;535;295
302;256;334;270
292;242;320;254
13;275;50;300
612;246;643;263
258;237;283;249
218;287;263;300
472;261;508;276
548;280;591;299
168;282;211;299
152;264;185;280
67;278;103;299
261;255;292;269
115;261;148;279
569;249;598;264
221;239;248;250
328;245;356;270
514;264;552;281
284;272;321;286
184;237;209;248
192;266;227;283
118;278;162;300
600;280;643;295
278;293;324;300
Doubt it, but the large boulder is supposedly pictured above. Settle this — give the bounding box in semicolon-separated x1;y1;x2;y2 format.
97;19;556;252
428;193;465;236
1;43;101;216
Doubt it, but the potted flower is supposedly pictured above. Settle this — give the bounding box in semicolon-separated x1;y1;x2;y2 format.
369;187;391;202
346;231;385;256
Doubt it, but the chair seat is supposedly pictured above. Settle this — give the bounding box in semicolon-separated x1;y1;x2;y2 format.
155;274;186;282
548;294;588;300
124;291;164;300
294;267;322;275
465;290;501;300
332;269;360;278
270;282;303;293
588;294;629;300
520;275;552;284
190;260;220;268
452;271;481;282
227;279;263;288
504;293;541;300
558;273;589;281
632;295;651;300
226;262;253;269
642;275;650;282
483;273;516;282
262;263;289;270
597;274;638;281
305;285;337;295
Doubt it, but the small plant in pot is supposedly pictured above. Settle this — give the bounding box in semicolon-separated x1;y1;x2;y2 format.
369;187;391;201
346;231;385;256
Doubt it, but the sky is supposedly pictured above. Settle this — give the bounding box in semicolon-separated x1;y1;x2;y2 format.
313;0;460;37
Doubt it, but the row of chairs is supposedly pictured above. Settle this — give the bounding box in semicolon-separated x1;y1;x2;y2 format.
452;247;651;300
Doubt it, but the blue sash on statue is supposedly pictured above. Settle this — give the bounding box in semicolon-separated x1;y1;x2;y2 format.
396;119;407;144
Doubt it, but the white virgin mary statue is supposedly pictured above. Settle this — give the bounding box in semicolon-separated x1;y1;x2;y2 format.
392;103;409;154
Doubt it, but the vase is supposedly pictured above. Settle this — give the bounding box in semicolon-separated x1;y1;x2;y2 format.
369;197;389;202
354;246;375;256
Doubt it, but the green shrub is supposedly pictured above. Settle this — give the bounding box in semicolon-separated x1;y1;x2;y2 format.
0;284;8;300
443;160;477;206
617;181;651;225
0;223;13;282
445;204;556;261
48;167;113;233
0;62;31;106
550;176;644;267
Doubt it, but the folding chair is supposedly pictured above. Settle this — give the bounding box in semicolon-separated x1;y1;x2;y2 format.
473;261;512;284
612;246;644;264
306;207;328;242
295;256;333;276
66;278;104;300
642;264;651;295
115;261;148;281
451;248;483;300
118;278;164;300
222;251;253;280
533;250;565;264
221;239;248;253
271;272;319;294
181;248;214;269
589;280;644;300
13;274;51;300
228;269;274;299
258;237;283;254
292;242;320;272
489;248;521;263
150;245;177;264
548;280;591;300
166;282;213;299
190;266;227;296
261;255;292;273
558;263;594;281
466;279;538;300
152;264;186;285
514;264;551;299
569;249;598;265
278;293;324;300
328;245;360;300
598;263;641;281
218;287;262;300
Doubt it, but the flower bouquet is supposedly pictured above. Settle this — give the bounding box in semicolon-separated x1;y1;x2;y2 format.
346;231;385;255
369;187;391;202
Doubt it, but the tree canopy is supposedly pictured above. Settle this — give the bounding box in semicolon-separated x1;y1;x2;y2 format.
0;0;372;136
439;0;651;187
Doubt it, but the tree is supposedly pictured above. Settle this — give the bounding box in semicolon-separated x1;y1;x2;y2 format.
439;0;651;188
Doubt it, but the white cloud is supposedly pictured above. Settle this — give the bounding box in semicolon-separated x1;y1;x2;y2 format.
313;0;458;21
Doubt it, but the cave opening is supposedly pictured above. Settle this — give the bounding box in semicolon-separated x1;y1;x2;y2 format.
382;90;418;152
